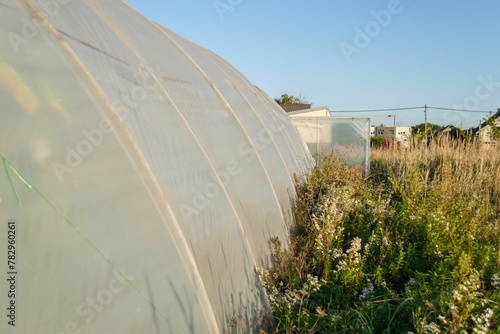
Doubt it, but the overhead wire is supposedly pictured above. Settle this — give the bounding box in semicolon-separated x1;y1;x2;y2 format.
330;106;423;113
329;105;496;114
426;106;494;113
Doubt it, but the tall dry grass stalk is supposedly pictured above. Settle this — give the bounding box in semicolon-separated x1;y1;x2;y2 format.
372;136;500;211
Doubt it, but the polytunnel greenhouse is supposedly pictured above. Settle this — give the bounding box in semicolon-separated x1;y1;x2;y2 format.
0;0;313;333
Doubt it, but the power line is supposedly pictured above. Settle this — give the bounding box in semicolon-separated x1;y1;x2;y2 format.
330;106;423;113
426;106;493;113
329;105;495;113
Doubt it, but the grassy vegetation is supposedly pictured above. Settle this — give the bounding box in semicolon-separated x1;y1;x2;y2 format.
258;137;500;333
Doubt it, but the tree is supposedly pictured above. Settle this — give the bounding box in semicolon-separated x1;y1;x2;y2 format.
410;123;442;144
274;93;310;105
411;123;442;135
483;109;500;141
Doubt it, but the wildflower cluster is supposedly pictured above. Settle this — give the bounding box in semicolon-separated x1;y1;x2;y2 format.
490;273;500;290
420;272;496;333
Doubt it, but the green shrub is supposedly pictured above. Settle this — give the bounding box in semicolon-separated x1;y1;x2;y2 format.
370;136;390;149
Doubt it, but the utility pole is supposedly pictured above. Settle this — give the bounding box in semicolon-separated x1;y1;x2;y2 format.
392;115;396;149
424;104;428;138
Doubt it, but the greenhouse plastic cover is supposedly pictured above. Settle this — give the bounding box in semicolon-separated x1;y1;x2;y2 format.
292;117;371;168
0;1;312;333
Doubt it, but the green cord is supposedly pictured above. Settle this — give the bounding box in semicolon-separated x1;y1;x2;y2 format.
2;156;28;206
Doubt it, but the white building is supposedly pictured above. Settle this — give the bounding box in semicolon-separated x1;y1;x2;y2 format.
372;126;412;146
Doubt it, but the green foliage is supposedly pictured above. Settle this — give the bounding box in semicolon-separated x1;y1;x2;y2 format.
257;142;500;333
275;93;310;105
370;136;390;149
412;123;442;135
410;123;443;144
484;109;500;141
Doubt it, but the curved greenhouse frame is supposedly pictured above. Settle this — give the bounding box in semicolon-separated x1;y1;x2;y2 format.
0;1;311;333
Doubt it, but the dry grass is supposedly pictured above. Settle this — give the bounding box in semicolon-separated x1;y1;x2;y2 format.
371;136;500;211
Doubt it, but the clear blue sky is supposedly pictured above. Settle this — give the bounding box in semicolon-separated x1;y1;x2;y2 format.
124;0;500;128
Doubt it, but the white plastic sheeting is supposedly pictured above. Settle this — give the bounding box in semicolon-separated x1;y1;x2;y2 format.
0;1;311;333
292;117;371;169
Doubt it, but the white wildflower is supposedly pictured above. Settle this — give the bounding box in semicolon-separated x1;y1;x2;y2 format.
359;282;374;301
471;307;493;334
423;322;441;334
491;273;500;289
306;274;322;292
406;277;416;287
452;289;462;302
